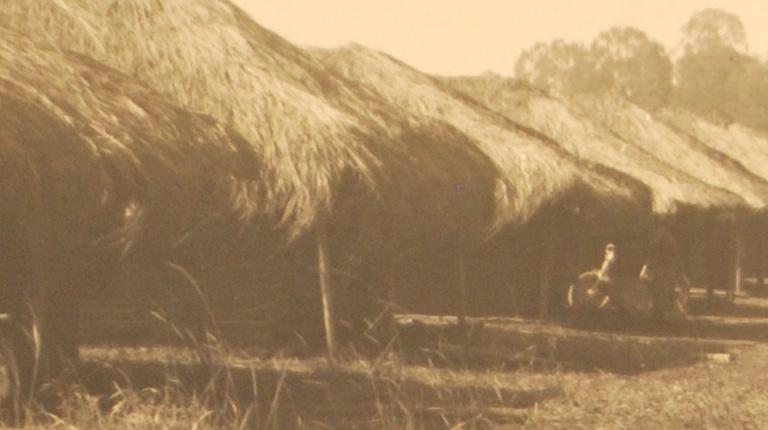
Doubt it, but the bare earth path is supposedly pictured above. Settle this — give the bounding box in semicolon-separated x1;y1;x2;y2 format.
73;289;768;429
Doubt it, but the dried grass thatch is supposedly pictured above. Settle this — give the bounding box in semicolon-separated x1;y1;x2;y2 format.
441;76;768;294
313;44;648;235
310;44;652;316
0;0;497;250
655;108;768;278
0;28;268;383
0;30;258;261
0;28;262;311
570;95;768;212
656;108;768;201
441;75;746;216
567;95;768;291
0;0;508;343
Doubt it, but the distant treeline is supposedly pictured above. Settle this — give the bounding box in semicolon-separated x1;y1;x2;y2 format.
515;8;768;130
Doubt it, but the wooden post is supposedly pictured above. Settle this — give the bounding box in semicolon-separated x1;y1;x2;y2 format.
316;227;337;361
383;240;396;308
457;248;467;327
506;252;518;315
538;229;555;319
385;270;395;308
703;230;714;303
731;231;744;303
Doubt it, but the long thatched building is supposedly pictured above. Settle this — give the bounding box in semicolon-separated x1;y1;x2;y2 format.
312;44;651;318
0;29;261;395
442;74;768;298
442;76;754;294
573;96;768;297
1;0;504;350
442;76;745;217
656;108;768;292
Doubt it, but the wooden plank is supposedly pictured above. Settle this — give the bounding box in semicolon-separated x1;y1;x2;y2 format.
317;227;337;361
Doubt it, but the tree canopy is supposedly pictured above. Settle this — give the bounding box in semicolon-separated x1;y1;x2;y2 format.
591;27;673;110
514;8;768;130
675;9;768;128
514;40;596;97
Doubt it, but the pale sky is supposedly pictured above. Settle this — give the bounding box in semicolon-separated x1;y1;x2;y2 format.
233;0;768;76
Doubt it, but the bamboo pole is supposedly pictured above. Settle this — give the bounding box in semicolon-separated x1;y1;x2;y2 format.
703;233;714;303
538;229;555;319
731;231;744;303
457;247;468;327
316;227;337;361
384;243;396;307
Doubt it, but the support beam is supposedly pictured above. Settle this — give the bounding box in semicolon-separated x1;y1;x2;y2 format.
538;229;555;319
457;249;467;327
384;244;396;308
385;271;396;309
731;231;744;303
316;227;337;362
506;254;518;315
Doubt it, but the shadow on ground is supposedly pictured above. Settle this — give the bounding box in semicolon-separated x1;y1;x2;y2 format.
77;347;561;429
398;314;746;374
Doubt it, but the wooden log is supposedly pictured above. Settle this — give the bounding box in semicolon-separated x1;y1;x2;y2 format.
705;353;734;364
316;227;337;361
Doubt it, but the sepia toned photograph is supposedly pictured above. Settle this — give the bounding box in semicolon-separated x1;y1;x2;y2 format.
1;0;767;428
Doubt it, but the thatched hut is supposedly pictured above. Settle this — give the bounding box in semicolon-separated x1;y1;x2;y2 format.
445;74;768;299
442;76;755;297
656;109;768;293
0;1;501;348
442;76;744;216
0;30;260;397
312;44;651;318
564;96;768;299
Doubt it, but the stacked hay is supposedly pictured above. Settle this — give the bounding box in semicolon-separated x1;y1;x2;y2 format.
312;44;651;317
0;1;500;344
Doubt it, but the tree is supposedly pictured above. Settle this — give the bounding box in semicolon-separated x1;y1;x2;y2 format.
515;29;672;110
675;9;768;128
675;44;746;123
590;27;673;110
681;8;748;53
514;40;598;96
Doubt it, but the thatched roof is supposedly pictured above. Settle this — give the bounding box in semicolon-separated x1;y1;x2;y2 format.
0;0;497;245
312;44;648;234
441;75;746;216
569;95;768;212
657;109;768;209
0;30;256;257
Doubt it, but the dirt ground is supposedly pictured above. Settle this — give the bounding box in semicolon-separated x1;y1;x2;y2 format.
65;287;768;429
